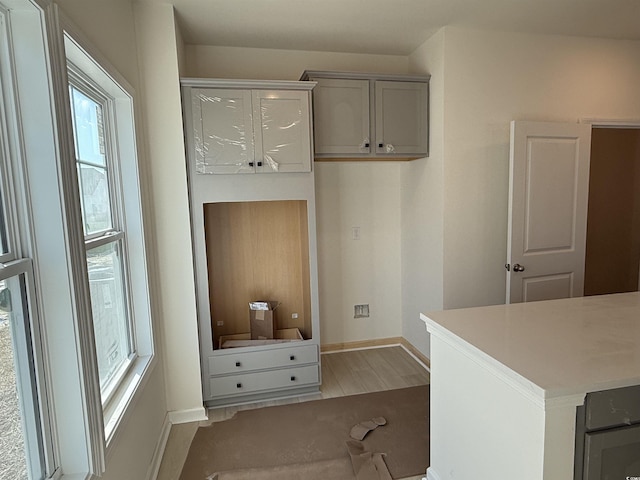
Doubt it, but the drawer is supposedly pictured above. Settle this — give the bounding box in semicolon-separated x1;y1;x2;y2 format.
208;343;318;376
210;364;320;398
585;385;640;431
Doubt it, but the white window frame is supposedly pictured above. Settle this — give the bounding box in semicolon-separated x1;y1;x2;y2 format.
60;16;156;451
0;1;157;478
0;7;56;478
67;68;138;405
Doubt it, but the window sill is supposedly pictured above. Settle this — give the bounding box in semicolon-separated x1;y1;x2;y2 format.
103;353;156;448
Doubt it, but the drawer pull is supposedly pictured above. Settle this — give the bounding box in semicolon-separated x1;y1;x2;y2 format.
236;383;242;389
290;376;296;382
235;361;241;367
289;355;295;361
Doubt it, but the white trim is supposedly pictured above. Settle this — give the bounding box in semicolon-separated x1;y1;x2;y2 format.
581;118;640;128
320;342;431;372
181;77;316;90
168;407;208;425
398;343;430;372
145;414;172;480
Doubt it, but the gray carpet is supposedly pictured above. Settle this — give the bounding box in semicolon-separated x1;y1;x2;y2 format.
180;385;429;480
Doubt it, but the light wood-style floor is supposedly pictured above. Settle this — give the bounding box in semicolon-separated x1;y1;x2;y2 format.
157;345;430;480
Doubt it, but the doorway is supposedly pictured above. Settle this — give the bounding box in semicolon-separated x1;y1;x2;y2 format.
584;127;640;296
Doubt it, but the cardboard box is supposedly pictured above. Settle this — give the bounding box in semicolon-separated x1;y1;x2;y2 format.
249;301;279;340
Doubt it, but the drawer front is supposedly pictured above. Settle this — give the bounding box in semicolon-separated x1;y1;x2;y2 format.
585;385;640;430
210;364;319;398
208;344;318;376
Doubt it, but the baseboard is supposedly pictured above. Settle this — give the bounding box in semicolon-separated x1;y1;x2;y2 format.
146;414;172;480
320;337;431;371
167;406;208;425
321;337;404;352
426;466;442;480
399;338;431;370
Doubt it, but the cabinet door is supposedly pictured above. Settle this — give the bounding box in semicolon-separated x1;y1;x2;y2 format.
310;78;370;155
252;90;312;173
374;81;428;156
192;88;255;174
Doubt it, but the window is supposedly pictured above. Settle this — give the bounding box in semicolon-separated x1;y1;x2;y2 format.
64;30;155;447
68;75;135;400
0;5;54;479
0;2;156;476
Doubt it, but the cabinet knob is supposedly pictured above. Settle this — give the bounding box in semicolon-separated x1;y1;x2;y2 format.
257;161;262;167
289;355;295;361
290;376;296;382
235;361;241;367
364;143;370;148
378;143;384;148
248;161;254;167
236;383;242;389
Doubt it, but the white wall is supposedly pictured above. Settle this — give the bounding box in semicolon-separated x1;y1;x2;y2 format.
185;45;408;80
440;27;640;310
400;29;445;358
53;0;170;477
133;2;205;420
315;163;402;344
185;45;409;346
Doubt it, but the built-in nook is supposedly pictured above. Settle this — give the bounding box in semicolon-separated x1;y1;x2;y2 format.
182;79;321;406
204;200;313;349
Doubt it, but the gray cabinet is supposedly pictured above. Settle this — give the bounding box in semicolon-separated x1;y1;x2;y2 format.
184;79;315;174
575;385;640;480
181;78;322;407
301;71;429;160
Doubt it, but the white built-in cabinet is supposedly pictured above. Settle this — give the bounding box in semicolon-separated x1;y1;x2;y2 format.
300;71;430;160
181;78;321;407
184;79;314;174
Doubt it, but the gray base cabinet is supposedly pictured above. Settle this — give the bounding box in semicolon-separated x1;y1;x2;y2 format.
206;342;320;406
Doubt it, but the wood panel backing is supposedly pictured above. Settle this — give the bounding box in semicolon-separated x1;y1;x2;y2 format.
204;200;312;349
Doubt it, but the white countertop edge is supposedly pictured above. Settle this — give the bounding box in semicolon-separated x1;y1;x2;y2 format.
424;317;548;408
422;312;640;403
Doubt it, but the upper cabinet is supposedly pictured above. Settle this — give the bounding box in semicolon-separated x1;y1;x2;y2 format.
301;71;430;161
182;79;315;174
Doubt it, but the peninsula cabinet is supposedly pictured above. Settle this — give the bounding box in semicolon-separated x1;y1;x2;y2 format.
182;78;315;174
300;71;430;161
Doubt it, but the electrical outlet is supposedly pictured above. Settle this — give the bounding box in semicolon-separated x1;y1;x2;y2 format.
292;313;299;319
216;321;224;327
352;226;361;240
354;304;369;318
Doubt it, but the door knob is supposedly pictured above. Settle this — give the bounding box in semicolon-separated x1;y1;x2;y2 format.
513;263;525;272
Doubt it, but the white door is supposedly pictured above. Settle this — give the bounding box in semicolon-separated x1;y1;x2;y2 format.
506;120;592;303
252;90;312;173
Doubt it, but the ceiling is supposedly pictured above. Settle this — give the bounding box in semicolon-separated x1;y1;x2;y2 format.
156;0;640;56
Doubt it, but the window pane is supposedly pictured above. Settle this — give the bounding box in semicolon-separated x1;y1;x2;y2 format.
77;163;112;235
70;87;106;166
87;242;131;393
0;275;44;480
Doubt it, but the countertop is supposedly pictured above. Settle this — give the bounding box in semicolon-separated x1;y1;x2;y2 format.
421;292;640;400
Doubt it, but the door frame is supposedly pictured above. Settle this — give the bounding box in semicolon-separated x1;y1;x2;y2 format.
581;118;640;292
